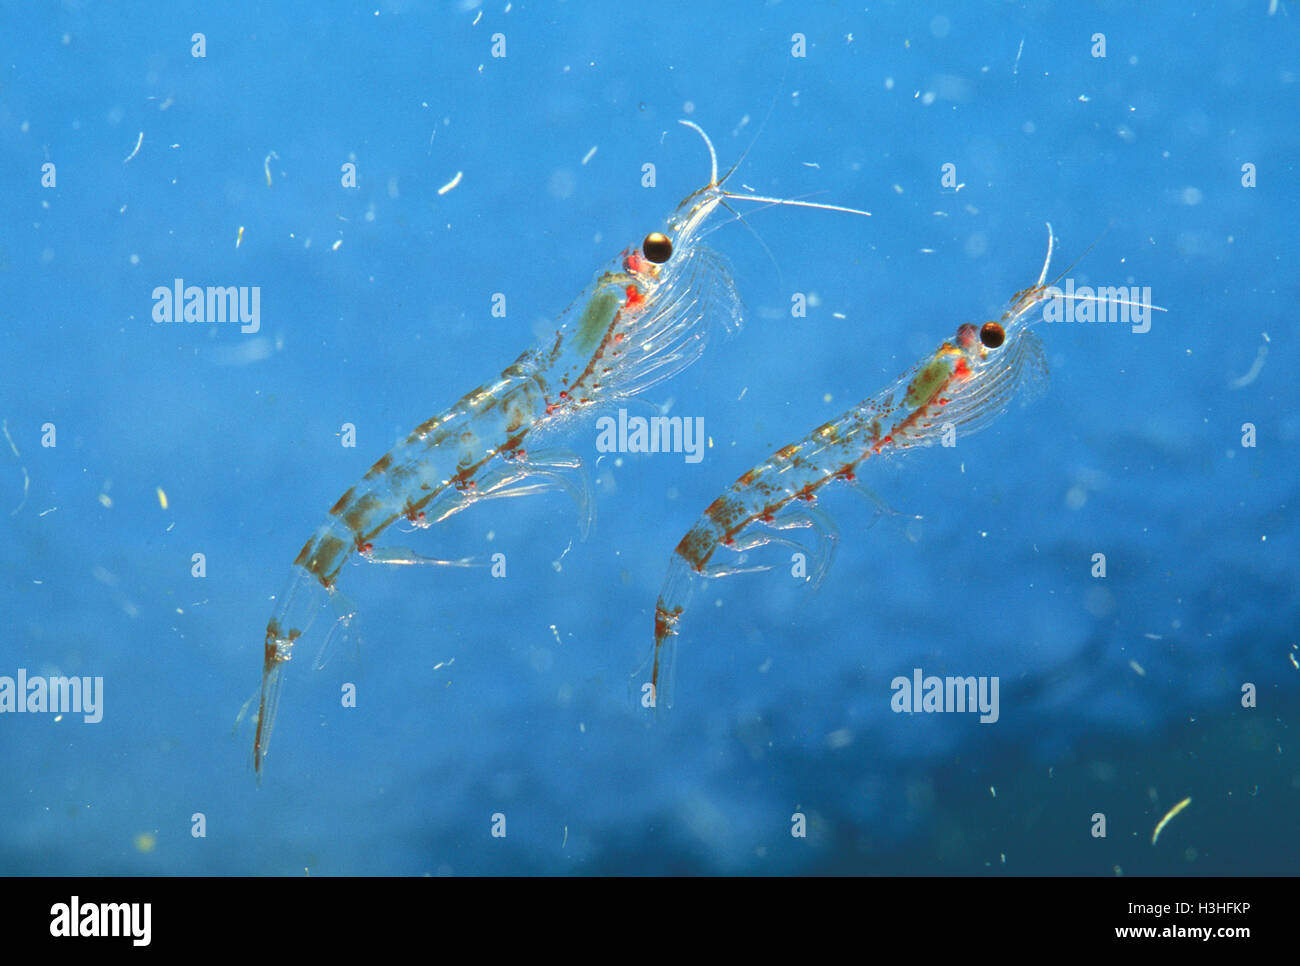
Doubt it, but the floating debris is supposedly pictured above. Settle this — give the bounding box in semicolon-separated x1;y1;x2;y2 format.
123;131;143;164
1228;336;1269;389
1151;796;1191;846
3;419;29;516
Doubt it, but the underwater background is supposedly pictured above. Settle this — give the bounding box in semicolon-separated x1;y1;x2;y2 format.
1;0;1296;875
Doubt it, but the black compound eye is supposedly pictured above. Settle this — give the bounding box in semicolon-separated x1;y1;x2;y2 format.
979;322;1005;348
642;232;673;263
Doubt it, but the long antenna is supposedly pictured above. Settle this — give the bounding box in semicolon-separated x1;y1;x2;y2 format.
678;118;871;217
1042;223;1167;313
677;120;718;189
723;191;871;218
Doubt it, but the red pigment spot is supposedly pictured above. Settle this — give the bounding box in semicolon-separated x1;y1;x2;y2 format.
559;390;569;399
360;542;373;553
624;284;645;311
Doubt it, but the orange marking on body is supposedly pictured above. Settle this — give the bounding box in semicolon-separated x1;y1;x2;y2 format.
504;405;527;433
343;493;383;535
329;487;356;517
292;538;315;568
364;454;393;480
653;602;681;643
705;495;745;530
408;410;450;442
263;619;283;669
302;533;349;586
676;526;716;571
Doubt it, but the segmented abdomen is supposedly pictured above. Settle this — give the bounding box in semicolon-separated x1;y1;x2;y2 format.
671;343;971;575
293;363;547;588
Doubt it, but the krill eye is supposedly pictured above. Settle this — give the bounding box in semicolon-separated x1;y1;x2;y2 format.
979;322;1005;348
642;232;672;263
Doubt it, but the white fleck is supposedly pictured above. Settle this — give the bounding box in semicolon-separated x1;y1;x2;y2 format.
123;131;143;163
826;728;853;749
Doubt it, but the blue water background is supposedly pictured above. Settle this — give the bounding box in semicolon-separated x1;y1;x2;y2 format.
1;1;1297;874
